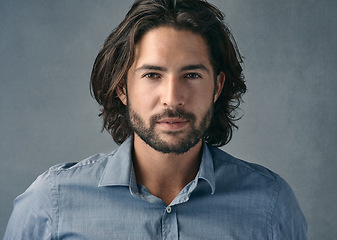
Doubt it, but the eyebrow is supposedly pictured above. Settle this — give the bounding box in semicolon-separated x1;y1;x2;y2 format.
135;64;210;73
181;64;210;72
135;65;167;72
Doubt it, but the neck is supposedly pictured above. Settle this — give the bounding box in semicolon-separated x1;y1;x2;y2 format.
132;134;203;205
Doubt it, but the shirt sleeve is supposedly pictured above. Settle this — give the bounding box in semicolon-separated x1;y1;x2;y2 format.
4;170;55;240
271;177;308;240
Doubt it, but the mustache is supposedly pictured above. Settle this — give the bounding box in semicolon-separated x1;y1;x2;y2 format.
150;109;196;123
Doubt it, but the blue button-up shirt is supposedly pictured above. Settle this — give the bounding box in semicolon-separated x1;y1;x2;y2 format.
4;137;307;239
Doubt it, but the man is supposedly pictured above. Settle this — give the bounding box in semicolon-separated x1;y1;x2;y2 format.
4;0;307;239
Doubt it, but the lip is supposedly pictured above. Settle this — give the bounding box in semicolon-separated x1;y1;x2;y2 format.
156;118;189;131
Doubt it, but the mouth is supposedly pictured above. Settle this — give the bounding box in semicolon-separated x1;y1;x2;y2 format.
156;118;189;131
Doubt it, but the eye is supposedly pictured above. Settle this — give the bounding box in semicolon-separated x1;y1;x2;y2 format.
184;73;202;79
143;72;161;79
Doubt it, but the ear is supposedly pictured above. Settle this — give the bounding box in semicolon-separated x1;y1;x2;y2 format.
116;84;127;105
214;71;225;103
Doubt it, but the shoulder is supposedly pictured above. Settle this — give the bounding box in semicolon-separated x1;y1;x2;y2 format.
48;151;115;174
209;145;298;199
4;150;117;239
42;150;118;183
209;146;307;239
209;145;280;182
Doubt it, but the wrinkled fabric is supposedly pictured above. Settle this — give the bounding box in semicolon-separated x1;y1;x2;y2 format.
4;137;307;239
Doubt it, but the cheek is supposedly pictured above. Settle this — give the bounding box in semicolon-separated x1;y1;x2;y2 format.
189;93;214;119
192;85;215;105
127;86;157;111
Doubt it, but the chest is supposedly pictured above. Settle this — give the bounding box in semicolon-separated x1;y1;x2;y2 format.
55;186;270;239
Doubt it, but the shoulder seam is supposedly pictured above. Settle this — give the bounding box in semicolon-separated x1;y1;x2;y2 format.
49;151;116;174
48;168;59;239
212;152;278;181
267;178;282;240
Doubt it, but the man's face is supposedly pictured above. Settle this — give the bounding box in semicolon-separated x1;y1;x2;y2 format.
119;27;224;154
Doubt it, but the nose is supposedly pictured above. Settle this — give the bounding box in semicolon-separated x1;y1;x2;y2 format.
161;75;185;108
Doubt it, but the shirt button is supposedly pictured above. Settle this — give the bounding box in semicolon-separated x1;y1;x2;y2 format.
166;206;172;213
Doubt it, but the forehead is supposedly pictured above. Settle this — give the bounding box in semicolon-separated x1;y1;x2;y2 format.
132;27;212;69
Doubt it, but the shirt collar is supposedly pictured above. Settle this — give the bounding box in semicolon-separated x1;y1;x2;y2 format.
98;137;215;194
199;141;216;194
98;137;134;187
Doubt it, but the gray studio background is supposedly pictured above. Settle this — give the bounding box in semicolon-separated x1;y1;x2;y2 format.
1;0;336;239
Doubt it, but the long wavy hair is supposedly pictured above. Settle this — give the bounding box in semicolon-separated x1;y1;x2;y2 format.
90;0;246;147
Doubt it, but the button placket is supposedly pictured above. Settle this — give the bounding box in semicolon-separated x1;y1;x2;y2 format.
162;206;178;239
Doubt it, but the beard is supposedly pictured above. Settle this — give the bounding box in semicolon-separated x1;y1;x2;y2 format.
126;105;213;155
